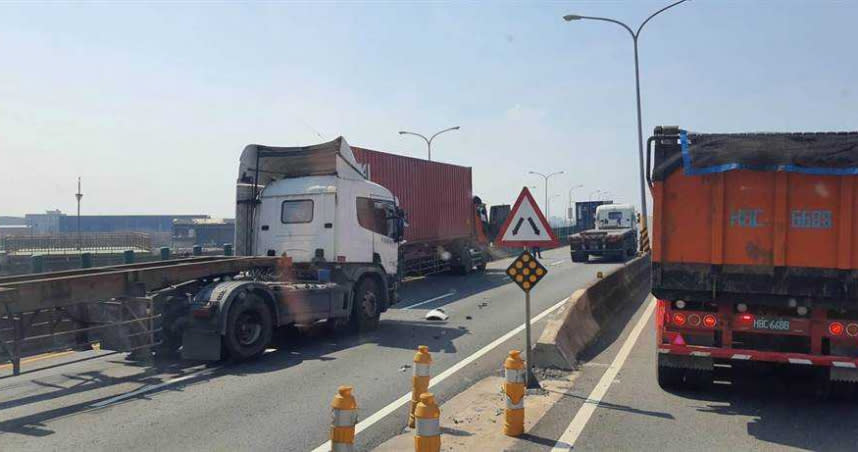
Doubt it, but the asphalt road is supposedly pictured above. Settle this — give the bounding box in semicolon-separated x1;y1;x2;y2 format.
522;294;858;452
0;247;620;451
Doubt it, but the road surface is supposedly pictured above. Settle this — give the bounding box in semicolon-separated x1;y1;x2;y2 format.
520;295;858;452
0;247;619;451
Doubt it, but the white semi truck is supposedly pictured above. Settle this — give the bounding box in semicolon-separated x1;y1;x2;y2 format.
569;203;639;263
1;137;488;373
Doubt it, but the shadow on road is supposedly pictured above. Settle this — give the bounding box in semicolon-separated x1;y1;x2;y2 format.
0;319;468;438
393;269;511;311
667;365;858;450
576;290;649;363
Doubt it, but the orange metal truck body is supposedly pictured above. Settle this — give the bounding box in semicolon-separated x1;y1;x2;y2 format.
653;170;858;270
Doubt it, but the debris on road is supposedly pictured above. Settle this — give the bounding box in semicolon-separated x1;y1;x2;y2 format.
399;364;412;372
425;308;449;321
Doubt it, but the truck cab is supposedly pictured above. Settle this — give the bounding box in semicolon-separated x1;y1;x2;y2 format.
254;175;401;276
182;137;405;362
570;203;638;262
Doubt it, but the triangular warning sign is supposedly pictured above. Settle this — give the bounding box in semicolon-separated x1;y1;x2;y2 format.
496;187;559;248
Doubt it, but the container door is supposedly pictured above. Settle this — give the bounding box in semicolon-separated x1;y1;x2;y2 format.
256;193;335;262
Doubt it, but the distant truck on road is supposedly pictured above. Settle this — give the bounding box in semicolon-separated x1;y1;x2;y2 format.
650;126;858;394
569;204;638;262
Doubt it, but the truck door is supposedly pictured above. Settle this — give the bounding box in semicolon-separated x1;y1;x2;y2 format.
256;192;336;263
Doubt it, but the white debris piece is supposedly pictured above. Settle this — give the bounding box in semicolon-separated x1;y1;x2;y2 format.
425;308;449;321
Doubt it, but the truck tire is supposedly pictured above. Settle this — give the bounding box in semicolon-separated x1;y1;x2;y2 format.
657;364;685;389
351;277;381;332
223;294;273;361
684;369;713;390
571;252;588;263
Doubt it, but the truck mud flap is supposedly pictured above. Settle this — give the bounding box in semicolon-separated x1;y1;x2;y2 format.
181;329;222;361
830;367;858;383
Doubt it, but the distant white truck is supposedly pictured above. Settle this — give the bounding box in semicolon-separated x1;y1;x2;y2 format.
569;204;638;262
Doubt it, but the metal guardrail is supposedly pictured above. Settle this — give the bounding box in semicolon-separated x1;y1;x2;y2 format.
1;232;152;254
0;256;278;375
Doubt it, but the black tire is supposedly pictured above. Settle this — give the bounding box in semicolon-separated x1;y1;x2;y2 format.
571;253;588;263
657;364;685;389
223;294;274;361
476;262;487;272
830;381;857;401
351;278;381;332
685;369;713;390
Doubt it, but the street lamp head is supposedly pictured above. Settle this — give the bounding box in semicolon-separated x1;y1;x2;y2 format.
398;131;407;135
563;14;582;21
451;126;460;130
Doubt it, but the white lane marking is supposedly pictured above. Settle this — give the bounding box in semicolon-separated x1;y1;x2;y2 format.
550;260;567;266
550;297;656;452
311;295;572;452
90;373;203;409
400;291;455;310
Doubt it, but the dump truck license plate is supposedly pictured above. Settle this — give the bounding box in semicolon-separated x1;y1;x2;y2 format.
754;318;791;331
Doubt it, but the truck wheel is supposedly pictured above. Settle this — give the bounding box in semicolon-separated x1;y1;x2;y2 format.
351;278;381;332
571;253;587;263
685;369;713;390
657;364;685;389
224;294;273;361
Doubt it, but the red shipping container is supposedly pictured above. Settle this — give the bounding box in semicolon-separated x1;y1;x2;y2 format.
351;147;473;245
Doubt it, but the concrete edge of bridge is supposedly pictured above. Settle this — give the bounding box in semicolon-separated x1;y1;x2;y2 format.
533;254;652;371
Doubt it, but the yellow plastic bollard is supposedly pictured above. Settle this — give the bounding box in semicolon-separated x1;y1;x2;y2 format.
330;385;358;452
409;345;433;428
503;350;526;437
414;392;441;452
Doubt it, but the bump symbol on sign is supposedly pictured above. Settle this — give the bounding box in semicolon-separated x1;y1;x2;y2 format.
495;187;559;248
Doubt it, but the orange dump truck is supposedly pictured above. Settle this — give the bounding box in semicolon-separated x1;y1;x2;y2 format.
649;126;858;392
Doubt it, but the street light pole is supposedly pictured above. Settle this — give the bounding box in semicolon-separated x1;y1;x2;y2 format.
75;177;83;251
563;0;688;232
528;170;564;219
567;184;583;227
398;126;461;161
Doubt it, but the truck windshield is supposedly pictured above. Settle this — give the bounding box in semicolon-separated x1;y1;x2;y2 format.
356;197;397;239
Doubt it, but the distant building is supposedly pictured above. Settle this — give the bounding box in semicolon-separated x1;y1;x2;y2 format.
23;211;211;248
0;216;26;226
172;218;235;248
0;225;31;246
25;210;66;234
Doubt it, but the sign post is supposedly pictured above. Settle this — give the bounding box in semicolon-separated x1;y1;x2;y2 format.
496;187;558;389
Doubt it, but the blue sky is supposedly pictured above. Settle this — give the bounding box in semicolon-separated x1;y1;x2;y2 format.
1;1;856;219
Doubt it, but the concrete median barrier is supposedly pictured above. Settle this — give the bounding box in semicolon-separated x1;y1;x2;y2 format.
533;254;651;370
